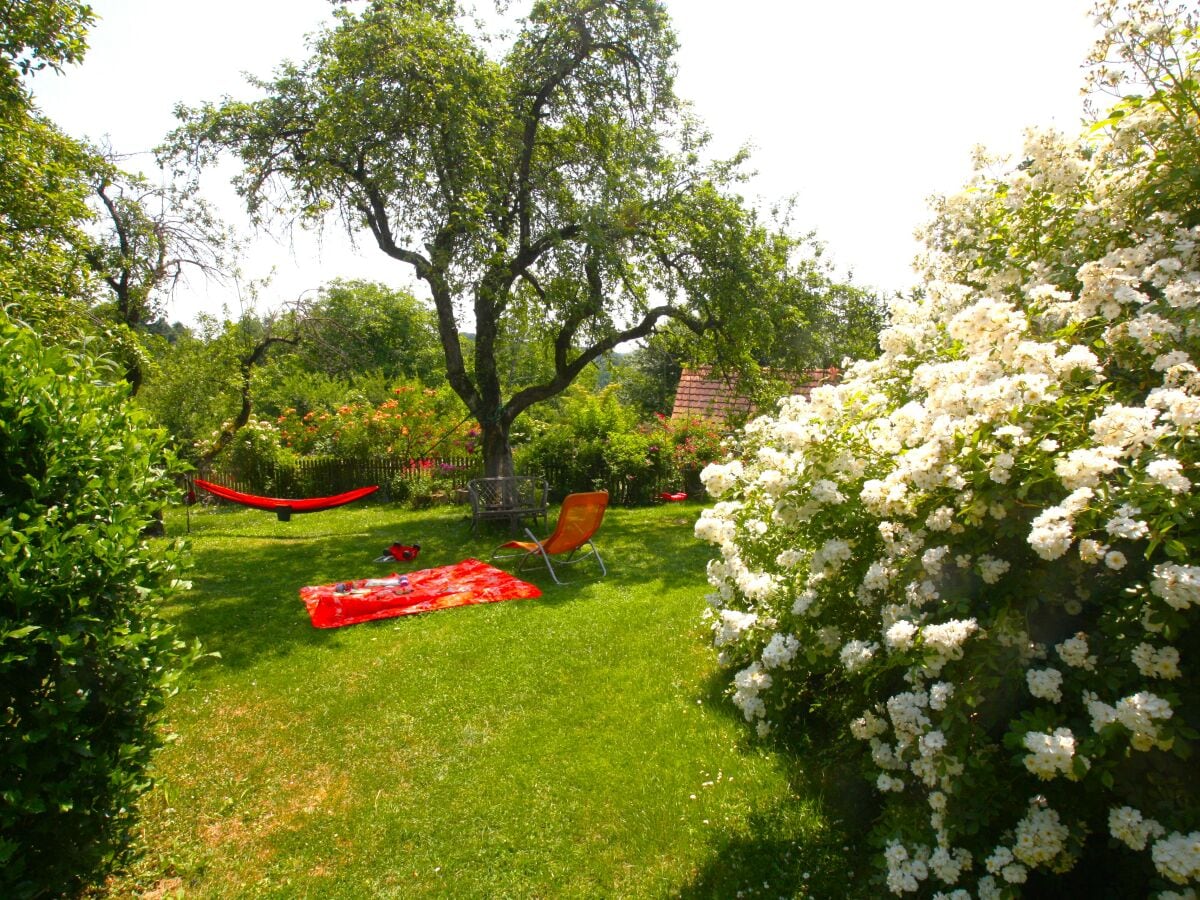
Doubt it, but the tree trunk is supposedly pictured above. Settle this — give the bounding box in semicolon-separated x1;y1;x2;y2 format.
481;419;515;478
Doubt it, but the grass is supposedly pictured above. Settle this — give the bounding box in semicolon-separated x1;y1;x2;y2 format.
107;500;860;898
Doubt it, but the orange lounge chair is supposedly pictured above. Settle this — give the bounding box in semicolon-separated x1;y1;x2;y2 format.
491;491;609;584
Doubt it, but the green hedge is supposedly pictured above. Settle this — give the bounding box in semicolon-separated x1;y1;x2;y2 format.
0;315;195;897
517;388;724;503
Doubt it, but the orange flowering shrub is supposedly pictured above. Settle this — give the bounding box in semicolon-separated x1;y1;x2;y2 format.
274;381;475;460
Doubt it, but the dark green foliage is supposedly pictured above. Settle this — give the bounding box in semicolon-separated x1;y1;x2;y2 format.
516;384;722;502
385;471;412;505
0;314;194;898
616;336;684;419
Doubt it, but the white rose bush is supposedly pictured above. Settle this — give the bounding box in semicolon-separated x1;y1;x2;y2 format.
696;3;1200;896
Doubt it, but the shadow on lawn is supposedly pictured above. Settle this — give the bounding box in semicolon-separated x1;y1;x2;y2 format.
598;506;709;583
174;537;347;671
170;505;494;670
167;502;707;671
680;661;882;898
439;502;708;597
675;799;868;900
168;500;714;681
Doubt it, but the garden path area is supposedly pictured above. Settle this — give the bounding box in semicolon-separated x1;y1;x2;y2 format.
111;501;855;898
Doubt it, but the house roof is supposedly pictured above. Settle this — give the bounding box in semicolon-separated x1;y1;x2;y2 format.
670;366;839;423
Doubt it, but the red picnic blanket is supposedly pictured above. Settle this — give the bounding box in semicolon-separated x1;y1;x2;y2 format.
299;558;542;628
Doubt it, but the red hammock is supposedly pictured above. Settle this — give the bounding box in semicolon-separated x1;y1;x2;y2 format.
194;478;379;521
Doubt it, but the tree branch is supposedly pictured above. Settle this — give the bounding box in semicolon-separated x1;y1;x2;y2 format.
506;303;704;421
199;329;301;468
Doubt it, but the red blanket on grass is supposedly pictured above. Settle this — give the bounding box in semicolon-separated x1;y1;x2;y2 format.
299;558;541;628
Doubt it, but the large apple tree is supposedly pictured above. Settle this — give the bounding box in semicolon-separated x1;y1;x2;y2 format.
169;0;850;476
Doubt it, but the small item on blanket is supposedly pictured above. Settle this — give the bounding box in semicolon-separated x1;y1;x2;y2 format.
333;574;411;598
300;558;541;628
375;542;421;563
364;574;404;587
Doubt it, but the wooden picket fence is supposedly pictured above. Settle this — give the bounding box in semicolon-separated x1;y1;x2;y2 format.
198;455;704;507
199;455;481;501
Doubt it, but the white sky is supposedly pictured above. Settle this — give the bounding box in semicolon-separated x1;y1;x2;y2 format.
32;0;1097;325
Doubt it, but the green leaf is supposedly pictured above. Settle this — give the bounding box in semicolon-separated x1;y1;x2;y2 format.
1;625;41;641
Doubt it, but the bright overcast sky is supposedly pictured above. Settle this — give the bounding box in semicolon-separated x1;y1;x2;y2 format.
32;0;1097;326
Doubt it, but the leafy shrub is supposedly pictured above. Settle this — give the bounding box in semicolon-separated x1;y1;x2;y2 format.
518;386;724;501
0;315;195;897
602;431;665;497
386;471;413;505
519;420;604;491
517;386;626;490
136;322;243;462
220;416;298;492
270;380;474;460
643;413;725;486
697;6;1200;897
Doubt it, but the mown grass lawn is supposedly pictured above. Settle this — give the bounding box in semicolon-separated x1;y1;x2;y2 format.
108;500;859;898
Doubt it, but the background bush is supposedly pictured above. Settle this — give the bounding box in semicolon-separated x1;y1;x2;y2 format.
518;386;724;502
0;314;195;898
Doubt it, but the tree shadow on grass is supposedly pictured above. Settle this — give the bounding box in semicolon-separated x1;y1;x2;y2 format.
676;661;883;898
592;505;710;583
164;502;709;672
166;505;495;671
675;799;874;900
437;503;709;601
170;539;344;672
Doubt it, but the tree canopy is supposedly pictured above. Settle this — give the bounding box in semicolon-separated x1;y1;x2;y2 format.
0;0;98;332
0;0;235;378
0;0;93;108
170;0;873;475
296;278;445;385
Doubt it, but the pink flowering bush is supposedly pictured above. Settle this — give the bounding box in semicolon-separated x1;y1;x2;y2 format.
697;4;1200;896
646;412;726;476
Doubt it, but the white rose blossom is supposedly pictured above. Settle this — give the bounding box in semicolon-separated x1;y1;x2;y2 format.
1023;728;1084;780
1151;564;1200;610
760;632;800;669
1026;667;1064;703
1152;832;1200;886
1146;457;1192;494
840;639;879;673
1109;805;1166;851
694;43;1200;890
1132;642;1182;679
1055;634;1097;671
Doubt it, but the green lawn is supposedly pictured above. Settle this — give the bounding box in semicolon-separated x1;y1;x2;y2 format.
108;501;856;898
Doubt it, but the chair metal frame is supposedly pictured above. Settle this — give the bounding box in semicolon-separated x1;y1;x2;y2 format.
467;475;549;535
491;491;608;584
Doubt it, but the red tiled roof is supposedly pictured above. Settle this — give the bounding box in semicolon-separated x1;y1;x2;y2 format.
670;366;839;423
